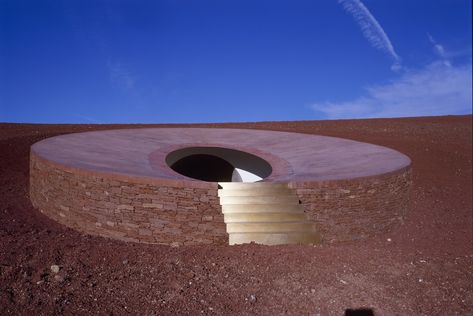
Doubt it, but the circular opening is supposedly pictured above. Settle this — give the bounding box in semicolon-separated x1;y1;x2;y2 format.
166;147;272;182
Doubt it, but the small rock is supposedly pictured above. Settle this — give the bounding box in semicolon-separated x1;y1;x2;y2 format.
170;242;180;248
36;280;44;285
50;265;60;274
387;238;392;242
248;294;257;303
202;215;213;221
122;259;128;265
54;274;65;282
310;288;316;294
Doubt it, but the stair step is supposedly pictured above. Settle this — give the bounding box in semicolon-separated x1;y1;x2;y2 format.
219;195;300;205
229;232;321;245
218;182;289;190
218;181;321;245
218;188;295;197
221;204;304;214
224;212;307;223
226;221;315;233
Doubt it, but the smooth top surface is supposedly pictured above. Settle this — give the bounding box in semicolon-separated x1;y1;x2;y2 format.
31;128;411;184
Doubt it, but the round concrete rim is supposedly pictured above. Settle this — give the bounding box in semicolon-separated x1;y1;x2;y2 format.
31;127;412;188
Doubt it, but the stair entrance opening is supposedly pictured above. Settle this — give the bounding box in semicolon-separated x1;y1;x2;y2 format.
166;147;272;183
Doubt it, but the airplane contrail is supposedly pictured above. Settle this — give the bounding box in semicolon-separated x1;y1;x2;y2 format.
339;0;401;70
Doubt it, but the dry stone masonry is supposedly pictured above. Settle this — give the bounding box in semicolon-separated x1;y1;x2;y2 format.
30;155;227;246
29;128;412;245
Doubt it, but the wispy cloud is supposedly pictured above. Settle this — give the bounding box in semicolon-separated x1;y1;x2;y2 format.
107;61;136;91
339;0;401;71
427;33;451;67
311;61;472;119
427;34;447;58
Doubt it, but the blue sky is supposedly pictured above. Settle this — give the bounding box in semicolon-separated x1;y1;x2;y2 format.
1;0;471;124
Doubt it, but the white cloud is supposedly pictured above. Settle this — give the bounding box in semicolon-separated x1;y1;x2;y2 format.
339;0;401;70
427;34;445;57
311;62;472;119
427;33;451;67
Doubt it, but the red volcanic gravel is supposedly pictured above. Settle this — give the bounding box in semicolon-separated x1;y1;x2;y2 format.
1;116;472;315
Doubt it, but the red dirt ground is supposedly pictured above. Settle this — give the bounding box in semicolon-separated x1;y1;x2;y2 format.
1;115;472;315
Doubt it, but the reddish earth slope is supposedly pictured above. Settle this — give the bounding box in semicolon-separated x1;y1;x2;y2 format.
1;115;472;315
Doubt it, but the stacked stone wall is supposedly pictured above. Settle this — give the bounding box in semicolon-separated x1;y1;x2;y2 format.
30;153;227;246
291;168;412;242
30;152;411;245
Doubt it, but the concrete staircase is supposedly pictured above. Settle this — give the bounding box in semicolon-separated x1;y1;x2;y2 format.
218;182;320;245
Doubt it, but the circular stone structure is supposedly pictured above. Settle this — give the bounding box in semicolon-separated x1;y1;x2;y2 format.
30;128;412;245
